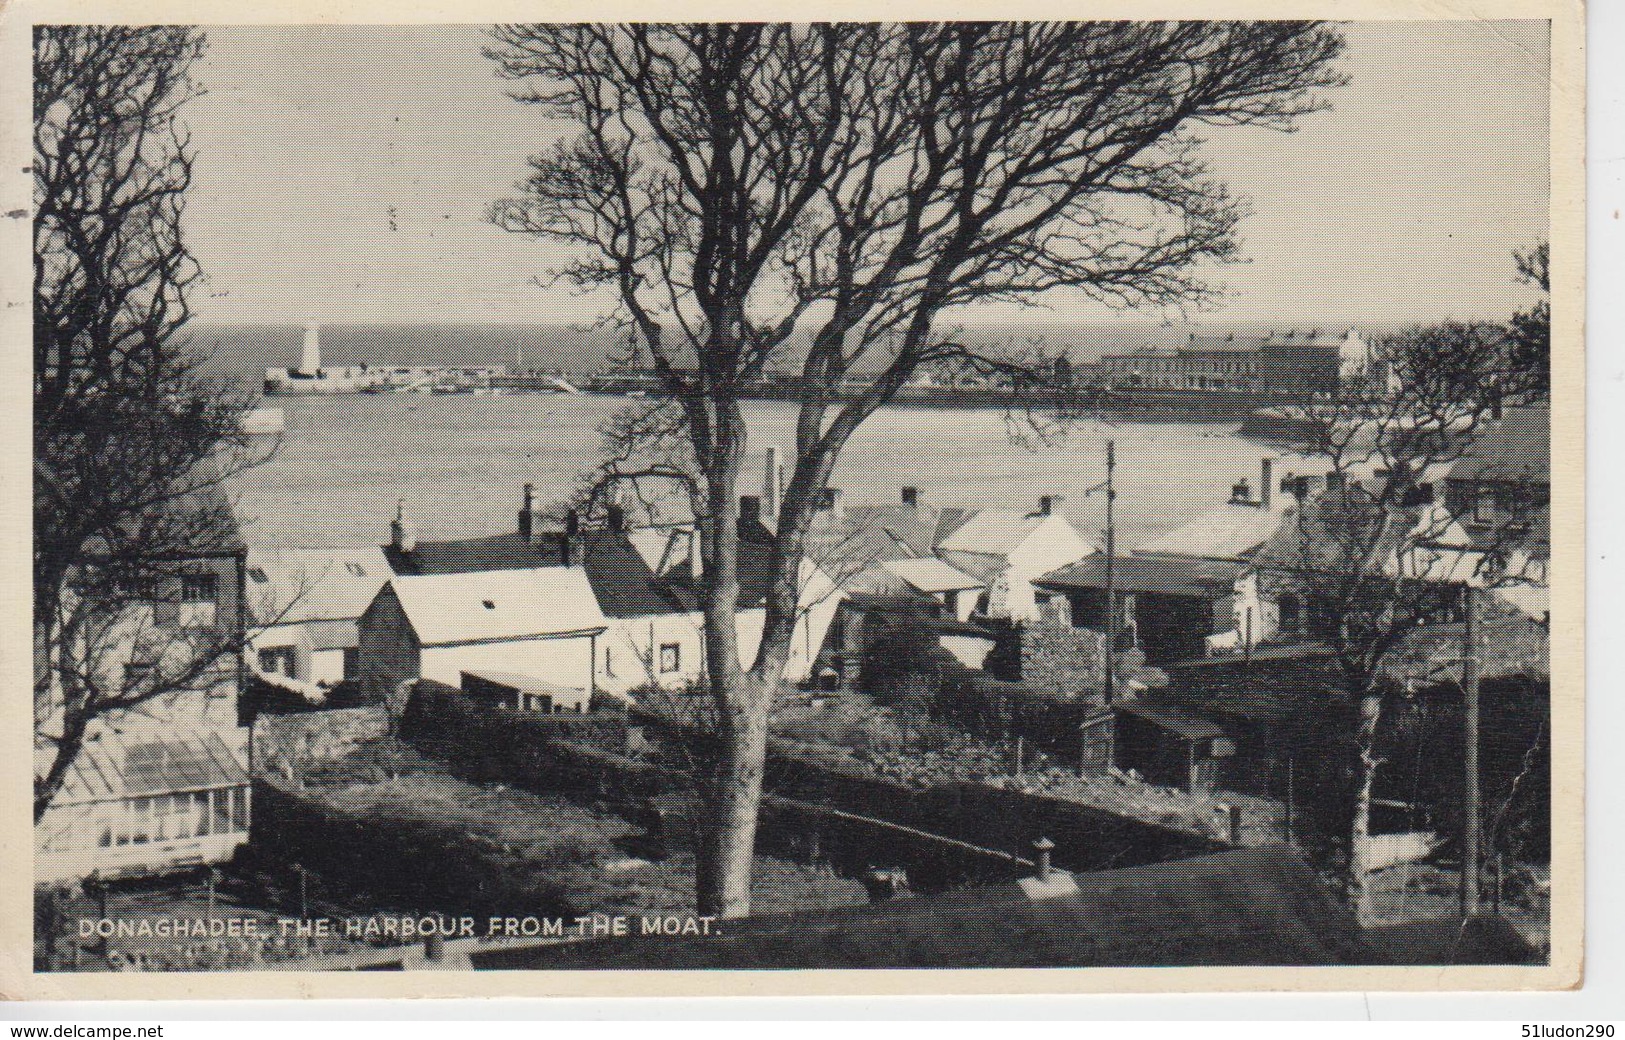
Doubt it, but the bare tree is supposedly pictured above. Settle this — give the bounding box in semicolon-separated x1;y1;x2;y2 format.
33;27;269;821
488;21;1346;916
1256;321;1548;919
1509;240;1550;401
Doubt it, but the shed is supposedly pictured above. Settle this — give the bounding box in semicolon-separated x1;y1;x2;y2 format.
461;668;590;714
1114;695;1234;796
1036;553;1242;664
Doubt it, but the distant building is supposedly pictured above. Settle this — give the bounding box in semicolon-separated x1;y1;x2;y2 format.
1098;329;1378;395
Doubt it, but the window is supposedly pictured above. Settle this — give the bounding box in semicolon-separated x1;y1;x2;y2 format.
181;573;218;603
1474;485;1497;523
659;642;682;674
248;567;268;584
259;646;297;677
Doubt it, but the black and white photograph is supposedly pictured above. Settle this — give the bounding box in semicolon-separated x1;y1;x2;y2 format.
13;4;1580;995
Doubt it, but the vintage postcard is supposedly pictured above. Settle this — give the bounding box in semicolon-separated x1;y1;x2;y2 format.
0;0;1584;999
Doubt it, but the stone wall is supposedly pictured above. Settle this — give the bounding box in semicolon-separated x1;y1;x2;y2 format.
250;707;390;785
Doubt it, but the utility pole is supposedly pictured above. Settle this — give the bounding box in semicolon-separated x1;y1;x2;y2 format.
1102;440;1117;707
1462;582;1481;919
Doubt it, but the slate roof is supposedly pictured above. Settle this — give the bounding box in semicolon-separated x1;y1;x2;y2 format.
1036;553;1242;599
385;568;607;646
385;527;787;619
839;503;975;558
471;846;1379;969
1134;505;1286;562
937;509;1050;556
881;557;985;594
1446;407;1550;486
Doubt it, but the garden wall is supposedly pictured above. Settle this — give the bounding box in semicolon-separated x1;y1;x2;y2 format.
250;707;391;784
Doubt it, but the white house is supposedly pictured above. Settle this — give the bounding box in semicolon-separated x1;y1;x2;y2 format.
246;545;394;687
357;567;607;699
934;496;1094;622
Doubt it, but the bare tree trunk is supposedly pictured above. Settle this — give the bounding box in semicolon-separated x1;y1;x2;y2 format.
1348;684;1385;925
696;673;770;918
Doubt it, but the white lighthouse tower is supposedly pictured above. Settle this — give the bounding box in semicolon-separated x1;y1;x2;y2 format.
298;324;322;376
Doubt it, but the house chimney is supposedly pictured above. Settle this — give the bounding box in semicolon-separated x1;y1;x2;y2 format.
819;487;844;518
1260;458;1273;510
901;486;919;508
391;499;416;553
1039;494;1066;516
606;503;626;532
518;483;537;543
563;511;579;567
1230;477;1252;505
764;446;784;523
739;494;761;524
688;528;702;580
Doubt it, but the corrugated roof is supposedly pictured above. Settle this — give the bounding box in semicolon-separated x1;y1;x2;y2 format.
472;847;1378;969
387;568;607;646
48;729;249;806
1036;554;1241;599
881;557;985;594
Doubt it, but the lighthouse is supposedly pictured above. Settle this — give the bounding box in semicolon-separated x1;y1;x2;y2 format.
298;325;322;376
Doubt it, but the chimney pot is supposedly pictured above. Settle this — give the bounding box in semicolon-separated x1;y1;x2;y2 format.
901;486;919;508
1032;836;1055;882
1039;494;1067;516
391;499;416;553
1260;458;1273;510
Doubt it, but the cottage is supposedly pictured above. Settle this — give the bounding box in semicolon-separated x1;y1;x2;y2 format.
356;567;607;699
378;487;841;696
246;545;394;686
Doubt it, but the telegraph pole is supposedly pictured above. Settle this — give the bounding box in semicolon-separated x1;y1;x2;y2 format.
1462;582;1482;918
1103;440;1117;707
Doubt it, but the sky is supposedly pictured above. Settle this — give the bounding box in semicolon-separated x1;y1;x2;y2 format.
179;21;1552;329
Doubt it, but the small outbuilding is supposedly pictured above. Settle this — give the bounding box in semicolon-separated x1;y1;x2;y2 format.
356;567;607;699
1113;694;1235;796
460;667;590;714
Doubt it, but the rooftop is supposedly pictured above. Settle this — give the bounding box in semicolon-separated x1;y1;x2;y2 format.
1446;407;1551;486
1134;504;1288;562
1036;553;1243;599
880;557;986;594
247;545;394;626
386;528;783;619
384;567;607;646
